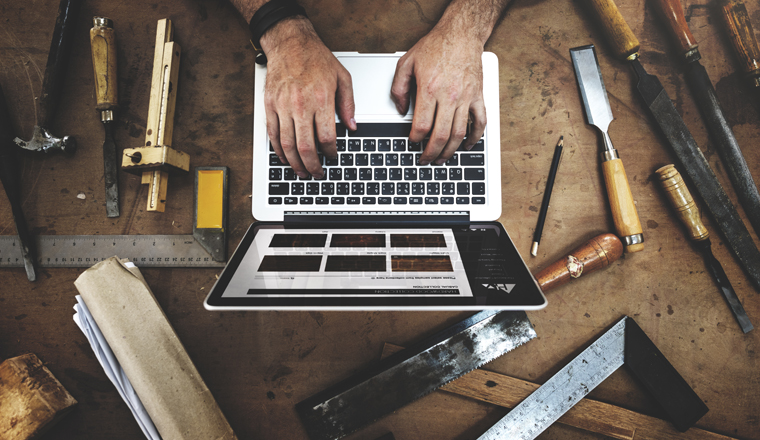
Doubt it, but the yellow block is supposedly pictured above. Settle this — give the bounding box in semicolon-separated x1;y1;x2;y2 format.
196;170;224;229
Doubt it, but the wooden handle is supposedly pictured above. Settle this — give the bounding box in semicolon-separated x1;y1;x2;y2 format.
602;158;644;252
90;17;117;111
655;164;709;241
535;233;623;292
585;0;640;60
650;0;699;57
719;0;760;80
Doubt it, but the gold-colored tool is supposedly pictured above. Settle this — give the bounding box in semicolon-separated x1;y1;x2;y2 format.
122;19;189;212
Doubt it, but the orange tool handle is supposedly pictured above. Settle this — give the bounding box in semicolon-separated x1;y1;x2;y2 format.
90;17;118;111
585;0;640;60
650;0;699;58
535;233;624;292
602;158;645;252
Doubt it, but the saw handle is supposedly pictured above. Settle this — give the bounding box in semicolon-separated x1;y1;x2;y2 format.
655;164;709;242
535;233;623;292
650;0;699;58
602;158;644;252
90;17;118;112
719;0;760;83
585;0;640;60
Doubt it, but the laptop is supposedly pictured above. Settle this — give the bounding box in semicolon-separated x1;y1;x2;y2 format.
203;52;547;311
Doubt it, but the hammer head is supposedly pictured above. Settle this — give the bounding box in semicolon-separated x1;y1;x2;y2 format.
14;125;76;154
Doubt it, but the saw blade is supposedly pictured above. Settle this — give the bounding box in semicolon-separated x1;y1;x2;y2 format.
295;310;536;440
478;317;627;440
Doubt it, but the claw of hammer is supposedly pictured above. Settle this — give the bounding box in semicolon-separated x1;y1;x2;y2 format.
14;125;76;154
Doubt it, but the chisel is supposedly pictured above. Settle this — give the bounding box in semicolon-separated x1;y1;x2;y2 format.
719;0;760;105
570;45;644;253
583;0;760;292
650;0;760;238
656;164;753;334
90;17;119;217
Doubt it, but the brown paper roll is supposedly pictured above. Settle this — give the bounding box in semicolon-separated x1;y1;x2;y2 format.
74;257;237;440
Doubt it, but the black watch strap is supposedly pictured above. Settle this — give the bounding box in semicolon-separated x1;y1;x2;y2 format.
249;0;308;53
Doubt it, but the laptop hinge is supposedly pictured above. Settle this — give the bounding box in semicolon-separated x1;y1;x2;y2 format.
283;211;470;228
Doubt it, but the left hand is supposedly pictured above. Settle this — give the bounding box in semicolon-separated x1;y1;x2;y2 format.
390;26;487;165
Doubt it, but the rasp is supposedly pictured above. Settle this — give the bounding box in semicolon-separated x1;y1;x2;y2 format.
719;0;760;105
656;164;753;333
90;17;120;217
570;44;644;253
478;316;708;439
295;310;536;440
585;0;760;292
651;0;760;237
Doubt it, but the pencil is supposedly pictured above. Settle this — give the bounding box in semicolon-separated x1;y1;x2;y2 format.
531;136;564;257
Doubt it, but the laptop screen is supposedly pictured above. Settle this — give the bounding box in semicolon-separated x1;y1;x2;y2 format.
204;221;547;310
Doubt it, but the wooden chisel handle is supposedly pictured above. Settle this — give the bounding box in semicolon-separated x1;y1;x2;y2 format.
602;158;645;252
535;233;623;292
719;0;760;83
655;164;709;241
650;0;699;59
90;17;118;112
585;0;640;60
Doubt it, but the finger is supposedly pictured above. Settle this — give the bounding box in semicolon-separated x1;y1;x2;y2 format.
335;69;356;131
265;103;287;164
409;87;435;149
463;99;487;150
279;116;308;178
390;56;414;115
293;115;325;179
435;106;469;165
315;106;337;160
421;102;456;165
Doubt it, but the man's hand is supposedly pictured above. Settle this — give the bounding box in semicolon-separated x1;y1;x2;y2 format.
261;18;356;179
390;0;507;165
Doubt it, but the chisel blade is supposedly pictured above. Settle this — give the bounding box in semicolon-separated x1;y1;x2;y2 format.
295;310;536;440
570;45;613;132
630;58;760;291
103;122;119;217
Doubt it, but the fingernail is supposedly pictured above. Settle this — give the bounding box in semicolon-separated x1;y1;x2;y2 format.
465;144;474;151
314;172;325;179
279;156;288;164
297;171;308;178
434;158;446;165
420;160;430;166
350;118;356;129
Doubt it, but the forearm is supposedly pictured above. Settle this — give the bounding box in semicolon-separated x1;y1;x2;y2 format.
228;0;319;55
434;0;510;46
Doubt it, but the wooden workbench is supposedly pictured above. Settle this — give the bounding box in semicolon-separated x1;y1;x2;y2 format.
1;0;758;438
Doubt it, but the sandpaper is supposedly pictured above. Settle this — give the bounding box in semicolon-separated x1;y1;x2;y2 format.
74;257;237;440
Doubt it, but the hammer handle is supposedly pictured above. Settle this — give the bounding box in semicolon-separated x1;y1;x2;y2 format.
719;0;760;81
584;0;640;60
650;0;699;58
90;18;118;112
38;0;82;128
535;233;623;292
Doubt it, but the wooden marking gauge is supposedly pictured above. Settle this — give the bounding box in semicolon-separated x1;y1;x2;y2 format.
122;19;189;212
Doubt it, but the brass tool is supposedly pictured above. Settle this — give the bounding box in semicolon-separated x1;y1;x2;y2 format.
122;19;188;212
656;164;753;333
90;17;120;217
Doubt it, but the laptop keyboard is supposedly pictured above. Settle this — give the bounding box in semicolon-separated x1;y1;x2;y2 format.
267;123;486;206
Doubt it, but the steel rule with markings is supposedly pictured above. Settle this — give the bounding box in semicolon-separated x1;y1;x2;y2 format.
0;167;228;269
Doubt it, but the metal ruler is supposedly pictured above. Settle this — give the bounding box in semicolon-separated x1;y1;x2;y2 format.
0;167;228;269
478;318;626;440
0;235;224;268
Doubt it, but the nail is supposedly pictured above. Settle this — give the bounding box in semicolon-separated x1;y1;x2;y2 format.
420;160;430;166
434;158;446;165
297;171;308;178
350;117;357;129
465;144;474;151
279;156;288;164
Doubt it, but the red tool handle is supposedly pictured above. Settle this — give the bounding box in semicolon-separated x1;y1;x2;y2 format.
535;233;623;292
650;0;699;58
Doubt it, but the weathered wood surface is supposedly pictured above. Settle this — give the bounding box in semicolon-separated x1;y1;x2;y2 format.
0;0;758;439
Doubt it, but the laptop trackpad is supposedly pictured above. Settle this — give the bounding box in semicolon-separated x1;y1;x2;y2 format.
336;54;414;119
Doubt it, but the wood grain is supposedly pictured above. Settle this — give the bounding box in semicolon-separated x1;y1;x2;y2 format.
649;0;698;57
585;0;640;59
89;18;118;111
601;158;644;252
719;0;760;78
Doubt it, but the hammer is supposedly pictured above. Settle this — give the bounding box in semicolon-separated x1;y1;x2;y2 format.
0;84;37;281
13;0;82;154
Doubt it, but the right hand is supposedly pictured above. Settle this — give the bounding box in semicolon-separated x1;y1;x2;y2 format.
260;17;356;179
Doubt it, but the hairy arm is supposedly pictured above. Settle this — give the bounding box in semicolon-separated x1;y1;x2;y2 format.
230;0;356;179
391;0;509;165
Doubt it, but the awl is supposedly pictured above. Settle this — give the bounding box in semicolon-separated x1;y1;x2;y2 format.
584;0;760;292
651;0;760;238
719;0;760;105
90;17;120;218
656;164;753;333
570;45;644;253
